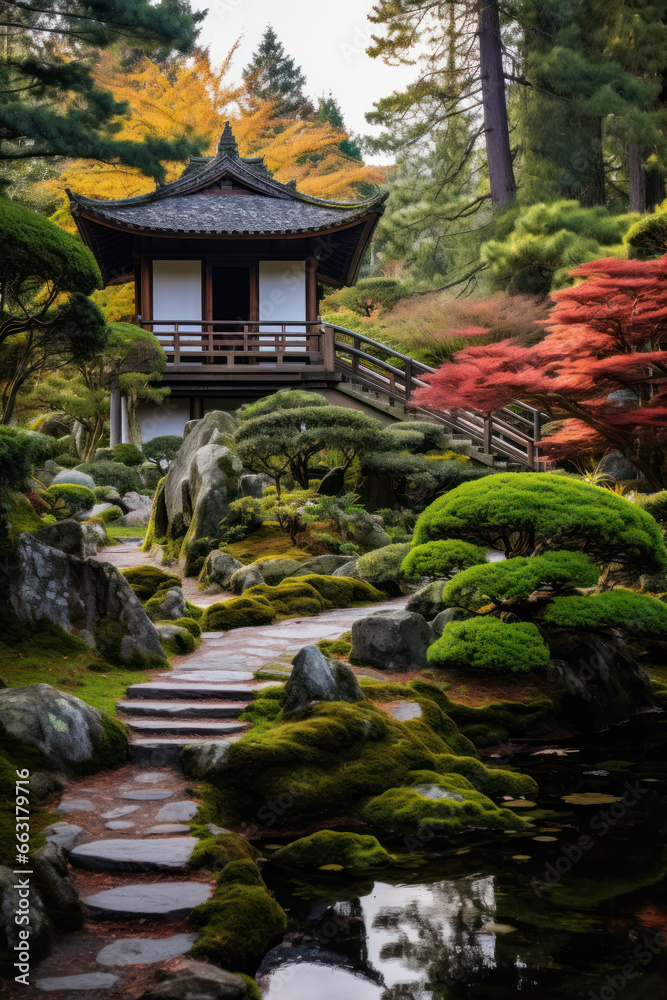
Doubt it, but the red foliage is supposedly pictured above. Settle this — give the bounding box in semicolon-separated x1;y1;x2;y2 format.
414;256;667;486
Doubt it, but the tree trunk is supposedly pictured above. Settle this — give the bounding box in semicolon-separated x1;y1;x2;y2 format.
578;118;605;206
478;0;516;206
646;166;666;211
628;143;647;213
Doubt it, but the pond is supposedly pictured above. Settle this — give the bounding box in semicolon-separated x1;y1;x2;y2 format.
257;714;667;999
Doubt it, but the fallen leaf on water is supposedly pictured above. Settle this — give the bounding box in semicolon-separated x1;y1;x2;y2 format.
512;855;532;861
319;864;344;871
532;748;578;756
533;836;558;842
561;793;623;805
504;800;537;809
483;922;517;935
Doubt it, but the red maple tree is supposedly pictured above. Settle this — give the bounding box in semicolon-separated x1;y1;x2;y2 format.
414;256;667;488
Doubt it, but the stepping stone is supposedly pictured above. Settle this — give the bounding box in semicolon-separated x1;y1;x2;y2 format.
392;701;423;721
96;933;197;966
102;805;140;819
133;771;171;783
36;973;119;991
155;800;199;823
125;682;254;701
84;882;211;920
118;789;173;800
70;837;197;872
118;700;246;719
128;736;243;768
44;823;83;851
58;798;95;813
126;720;246;737
106;820;135;830
145;824;191;835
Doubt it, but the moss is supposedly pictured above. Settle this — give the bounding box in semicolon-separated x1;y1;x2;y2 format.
121;564;182;601
40;483;96;516
213;699;537;830
94;614;166;670
189;828;260;871
280;574;385;609
141;476;165;552
200;596;274;632
189;859;287;973
317;633;353;659
83;713;128;774
172;616;202;639
3;490;44;551
246;579;327;618
97;505;122;524
427;618;551;675
155;623;197;655
222;523;312;564
272;830;393;871
361;770;530;837
240;691;285;731
237;975;261;1000
185;600;204;621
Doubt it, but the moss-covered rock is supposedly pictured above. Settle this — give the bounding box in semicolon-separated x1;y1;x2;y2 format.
189;828;260;871
141;475;167;553
200;596;274;632
172;616;202;640
189;859;287;973
121;565;182;601
405;580;447;621
246;579;326;618
155;622;197;655
272;830;393;871
362;770;530;837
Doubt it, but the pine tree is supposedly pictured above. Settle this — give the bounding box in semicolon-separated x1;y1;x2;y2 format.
317;96;361;160
0;0;205;182
242;26;314;118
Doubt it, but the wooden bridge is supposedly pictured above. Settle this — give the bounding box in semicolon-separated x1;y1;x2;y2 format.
140;319;543;469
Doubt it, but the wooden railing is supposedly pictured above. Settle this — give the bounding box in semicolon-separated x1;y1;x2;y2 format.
140;319;330;368
328;324;544;469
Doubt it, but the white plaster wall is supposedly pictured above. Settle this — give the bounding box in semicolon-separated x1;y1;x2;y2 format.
152;260;202;337
135;399;191;442
259;261;306;354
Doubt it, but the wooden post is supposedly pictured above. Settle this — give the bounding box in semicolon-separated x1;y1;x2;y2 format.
323;325;336;372
483;415;493;454
404;357;413;400
109;388;122;447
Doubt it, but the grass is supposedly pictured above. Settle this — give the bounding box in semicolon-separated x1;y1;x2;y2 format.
107;524;146;538
222;523;312;564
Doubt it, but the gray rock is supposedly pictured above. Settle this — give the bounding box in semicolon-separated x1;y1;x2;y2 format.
0;863;51;959
145;824;191;835
52;469;95;490
431;607;473;637
70;837;197;872
180;740;238;780
283;644;364;714
33;843;84;930
391;701;423;721
117;507;151;527
106;820;135;830
78;629;96;649
122;492;153;511
155;622;192;647
75;502;114;522
405;580;447;621
0;684;114;775
29;770;66;801
8;534;165;668
133;771;170;783
119;790;173;801
255;557;304;586
290;554;355;577
44;822;83;852
350;610;434;671
84;882;211;920
599;449;641;482
239;472;271;498
102;806;140;819
139;960;247;1000
33;519;86;558
411;783;463;802
230;563;265;594
57;798;96;813
198;550;243;590
96;933;197;966
158;587;187;620
332;558;359;578
81;519;108;556
154;800;198;823
36;973;119;992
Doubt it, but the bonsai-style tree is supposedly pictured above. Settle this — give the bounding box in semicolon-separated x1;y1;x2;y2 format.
403;473;667;675
235;390;383;496
414;257;667;488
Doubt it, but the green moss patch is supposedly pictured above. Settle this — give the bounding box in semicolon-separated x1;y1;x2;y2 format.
201;596;275;632
272;830;393;871
222;524;311;564
121;565;182;600
189;828;260;870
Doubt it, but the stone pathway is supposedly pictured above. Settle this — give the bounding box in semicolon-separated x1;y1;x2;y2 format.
16;538;407;998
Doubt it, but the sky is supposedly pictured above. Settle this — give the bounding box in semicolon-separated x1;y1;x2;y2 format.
191;0;419;161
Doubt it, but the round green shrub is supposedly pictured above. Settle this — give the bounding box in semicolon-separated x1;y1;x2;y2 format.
201;597;274;632
75;460;141;494
98;505;122;524
543;590;667;639
401;539;487;579
633;491;667;525
121;565;182;601
111;443;143;467
41;482;95;515
624;211;667;260
356;543;413;585
172;616;202;639
413;472;667;574
142;435;183;466
55;455;81;469
0;427;55;493
427;617;550;675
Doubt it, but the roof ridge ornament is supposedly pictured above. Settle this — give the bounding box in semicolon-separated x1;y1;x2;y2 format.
217;121;239;158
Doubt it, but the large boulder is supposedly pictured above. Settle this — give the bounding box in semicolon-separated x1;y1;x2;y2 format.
598;449;641;483
8;534;165;668
283;645;364;714
149;412;242;574
81;519;107;557
139;960;246;1000
406;580;447;621
32;843;84;931
254;558;303;586
230;564;265;594
121;492;153;512
33;519;85;559
198;551;243;590
290;554;354;577
239;472;271;499
0;684;119;773
350;610;434;671
158;587;187;620
116;507;151;527
52;469;95;490
332;558;359;578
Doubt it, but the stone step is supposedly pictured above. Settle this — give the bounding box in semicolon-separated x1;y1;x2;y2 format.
125;681;255;701
70;836;197;872
117;700;248;719
84;881;211;920
125;719;247;736
128;736;243;767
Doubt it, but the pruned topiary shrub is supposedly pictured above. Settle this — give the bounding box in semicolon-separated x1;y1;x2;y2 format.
39;483;95;517
401;539;487;579
356;542;413;593
543;590;667;638
633;491;667;526
75;460;141;494
427;618;550;675
272;830;393;871
110;443;143;467
121;565;182;601
201;596;274;632
97;505;122;524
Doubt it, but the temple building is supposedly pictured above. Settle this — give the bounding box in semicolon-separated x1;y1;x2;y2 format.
67;122;386;443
